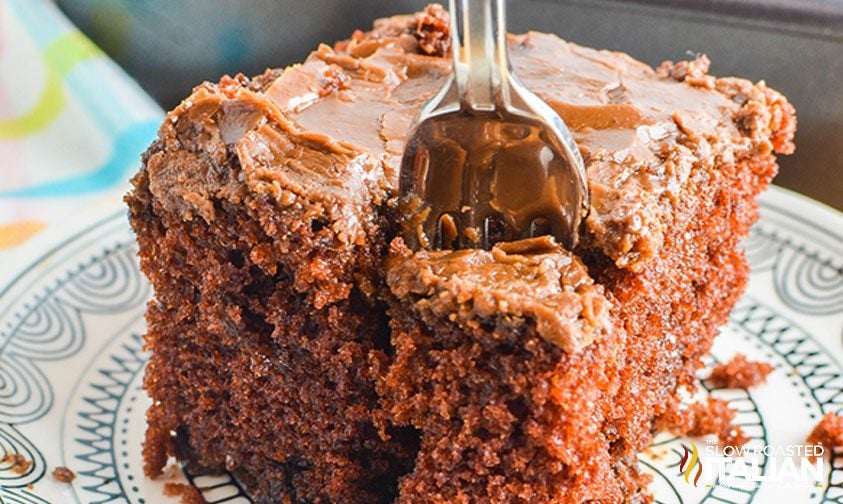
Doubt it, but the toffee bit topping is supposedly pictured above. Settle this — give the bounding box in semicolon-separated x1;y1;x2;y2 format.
414;4;451;57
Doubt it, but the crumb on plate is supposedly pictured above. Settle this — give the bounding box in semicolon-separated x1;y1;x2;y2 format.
668;397;749;449
709;353;774;389
52;465;76;483
164;482;206;504
3;453;33;475
807;412;843;458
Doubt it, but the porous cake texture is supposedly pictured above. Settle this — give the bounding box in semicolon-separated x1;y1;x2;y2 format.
127;5;795;503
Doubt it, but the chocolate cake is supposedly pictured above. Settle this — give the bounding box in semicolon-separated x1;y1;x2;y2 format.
126;6;795;503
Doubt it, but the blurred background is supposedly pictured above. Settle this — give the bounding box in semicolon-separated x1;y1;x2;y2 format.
57;0;843;210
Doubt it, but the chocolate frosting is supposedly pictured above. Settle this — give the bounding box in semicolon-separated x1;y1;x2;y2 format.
386;236;611;353
143;7;795;351
260;13;790;270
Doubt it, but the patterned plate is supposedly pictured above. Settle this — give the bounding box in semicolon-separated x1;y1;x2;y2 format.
0;187;841;504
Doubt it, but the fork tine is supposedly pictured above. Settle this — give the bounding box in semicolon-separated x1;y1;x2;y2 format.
398;0;588;253
529;218;552;239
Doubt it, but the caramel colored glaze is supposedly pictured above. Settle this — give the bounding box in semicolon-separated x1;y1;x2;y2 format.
386;236;611;353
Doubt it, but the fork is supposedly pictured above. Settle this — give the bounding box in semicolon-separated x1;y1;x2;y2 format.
398;0;589;250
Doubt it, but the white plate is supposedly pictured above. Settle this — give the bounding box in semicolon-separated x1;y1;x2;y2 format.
0;186;841;504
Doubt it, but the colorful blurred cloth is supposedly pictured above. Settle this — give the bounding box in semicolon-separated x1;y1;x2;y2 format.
0;0;162;252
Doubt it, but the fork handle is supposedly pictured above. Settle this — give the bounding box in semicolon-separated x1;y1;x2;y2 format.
450;0;510;111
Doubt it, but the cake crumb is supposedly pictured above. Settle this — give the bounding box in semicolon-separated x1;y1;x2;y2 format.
669;397;749;449
709;354;774;389
3;453;33;474
217;73;251;97
807;412;843;458
318;66;351;97
161;461;182;480
164;482;206;504
52;466;76;483
656;55;715;89
414;4;450;57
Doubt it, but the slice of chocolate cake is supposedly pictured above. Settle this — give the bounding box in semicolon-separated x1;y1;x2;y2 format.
382;237;625;501
126;5;795;503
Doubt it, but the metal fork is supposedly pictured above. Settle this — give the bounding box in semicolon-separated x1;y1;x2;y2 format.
399;0;589;250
